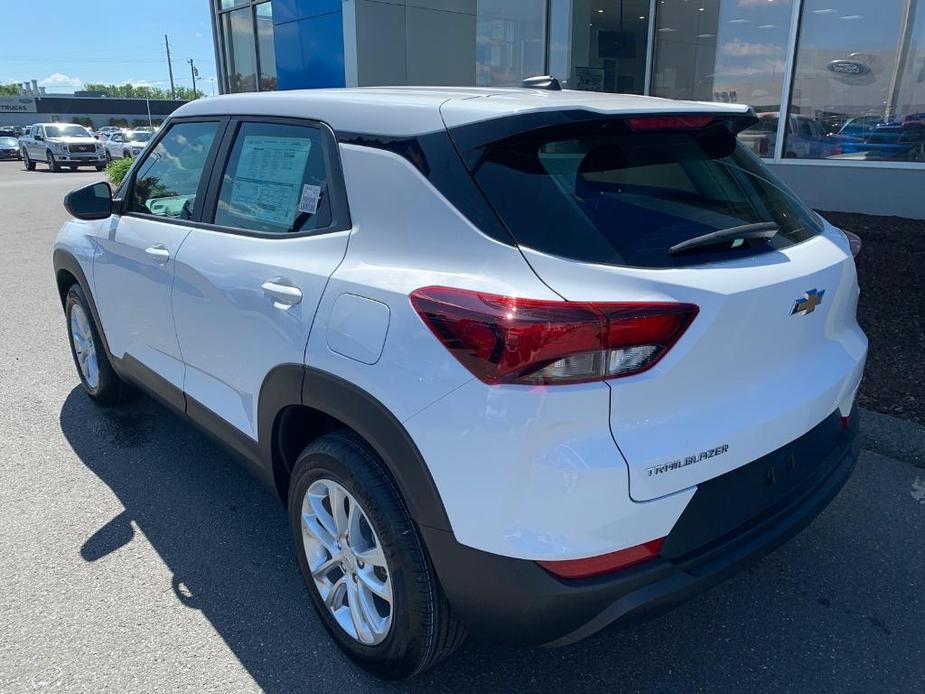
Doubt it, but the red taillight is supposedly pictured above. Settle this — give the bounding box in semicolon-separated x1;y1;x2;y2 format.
841;415;851;430
625;115;715;131
537;538;665;579
410;286;698;385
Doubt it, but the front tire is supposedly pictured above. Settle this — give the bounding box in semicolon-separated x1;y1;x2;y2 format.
64;283;131;405
23;150;35;170
47;150;59;172
289;431;464;679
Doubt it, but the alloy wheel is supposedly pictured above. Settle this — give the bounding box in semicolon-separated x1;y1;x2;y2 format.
300;478;393;645
70;303;99;390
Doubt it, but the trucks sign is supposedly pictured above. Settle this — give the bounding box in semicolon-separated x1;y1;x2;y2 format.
0;97;37;113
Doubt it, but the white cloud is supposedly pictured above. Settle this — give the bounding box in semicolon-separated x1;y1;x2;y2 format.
39;72;83;89
125;79;154;88
723;38;783;57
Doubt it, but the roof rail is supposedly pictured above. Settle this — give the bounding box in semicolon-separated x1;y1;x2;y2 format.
521;75;562;91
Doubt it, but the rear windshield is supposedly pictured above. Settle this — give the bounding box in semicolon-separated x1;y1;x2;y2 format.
467;118;823;268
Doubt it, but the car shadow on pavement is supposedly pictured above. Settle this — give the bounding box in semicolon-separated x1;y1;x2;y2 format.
60;388;917;694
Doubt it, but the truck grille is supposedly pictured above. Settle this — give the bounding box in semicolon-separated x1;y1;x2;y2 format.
68;144;95;153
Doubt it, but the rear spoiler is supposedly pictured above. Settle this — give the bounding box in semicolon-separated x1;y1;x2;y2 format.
449;108;759;170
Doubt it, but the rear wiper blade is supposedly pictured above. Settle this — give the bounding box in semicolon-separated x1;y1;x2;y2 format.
668;222;779;256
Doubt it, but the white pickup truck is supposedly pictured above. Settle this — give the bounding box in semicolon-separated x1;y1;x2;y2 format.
20;123;107;172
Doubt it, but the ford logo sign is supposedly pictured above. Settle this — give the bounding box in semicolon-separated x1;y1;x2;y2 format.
827;59;868;75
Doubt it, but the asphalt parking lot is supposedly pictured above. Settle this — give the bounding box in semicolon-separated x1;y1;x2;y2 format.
0;159;923;694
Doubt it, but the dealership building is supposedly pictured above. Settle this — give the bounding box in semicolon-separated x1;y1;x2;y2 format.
210;0;925;218
0;95;187;131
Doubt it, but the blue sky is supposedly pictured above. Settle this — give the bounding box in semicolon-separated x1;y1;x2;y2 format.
1;0;217;93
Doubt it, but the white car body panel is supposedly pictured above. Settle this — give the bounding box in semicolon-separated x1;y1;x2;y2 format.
304;144;561;424
172;228;351;440
519;226;867;501
93;215;191;392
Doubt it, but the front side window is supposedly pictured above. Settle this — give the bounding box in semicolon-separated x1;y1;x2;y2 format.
127;121;220;219
467;117;823;268
213;121;334;234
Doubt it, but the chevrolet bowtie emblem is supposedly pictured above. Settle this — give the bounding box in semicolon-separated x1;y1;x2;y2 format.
791;288;825;316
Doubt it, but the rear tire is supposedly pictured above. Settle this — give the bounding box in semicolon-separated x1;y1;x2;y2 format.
64;283;132;405
68;165;78;171
289;431;465;679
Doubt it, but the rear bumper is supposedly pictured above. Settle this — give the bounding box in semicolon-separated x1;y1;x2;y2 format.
423;409;860;647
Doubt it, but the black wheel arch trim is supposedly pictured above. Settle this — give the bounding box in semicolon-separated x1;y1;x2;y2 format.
53;248;113;360
259;364;452;531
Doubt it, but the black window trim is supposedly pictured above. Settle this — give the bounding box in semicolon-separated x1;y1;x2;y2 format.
195;114;352;239
118;115;231;226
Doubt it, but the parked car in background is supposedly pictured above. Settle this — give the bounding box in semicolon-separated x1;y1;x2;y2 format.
20;123;107;172
0;132;22;159
738;113;847;159
54;87;866;678
103;129;153;160
832;115;882;139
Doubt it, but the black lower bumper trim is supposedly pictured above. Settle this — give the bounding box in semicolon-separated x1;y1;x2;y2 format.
423;410;860;647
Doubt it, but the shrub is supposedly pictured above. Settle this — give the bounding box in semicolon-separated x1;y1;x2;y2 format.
106;156;133;187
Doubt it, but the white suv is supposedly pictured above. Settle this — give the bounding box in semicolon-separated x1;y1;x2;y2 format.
54;85;867;679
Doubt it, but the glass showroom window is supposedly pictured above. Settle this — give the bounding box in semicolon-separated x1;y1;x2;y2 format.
256;2;278;91
216;0;276;93
476;0;547;86
786;0;925;162
562;0;651;94
652;0;794;156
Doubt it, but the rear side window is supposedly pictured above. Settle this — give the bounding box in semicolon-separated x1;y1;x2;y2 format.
213;121;334;234
128;121;220;219
467;118;823;268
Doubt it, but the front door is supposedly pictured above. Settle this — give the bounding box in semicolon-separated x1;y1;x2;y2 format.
93;119;225;402
172;118;352;439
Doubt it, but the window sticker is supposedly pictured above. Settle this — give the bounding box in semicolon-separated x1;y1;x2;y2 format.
229;135;312;226
298;184;322;215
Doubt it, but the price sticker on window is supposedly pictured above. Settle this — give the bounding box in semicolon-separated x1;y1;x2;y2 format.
299;184;322;215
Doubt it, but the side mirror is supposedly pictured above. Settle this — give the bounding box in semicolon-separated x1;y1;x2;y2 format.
64;181;113;221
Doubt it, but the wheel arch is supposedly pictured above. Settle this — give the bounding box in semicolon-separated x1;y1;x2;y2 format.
259;365;452;532
53;248;113;360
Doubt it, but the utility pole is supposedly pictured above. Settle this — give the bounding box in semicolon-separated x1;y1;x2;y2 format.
187;58;199;98
164;34;176;99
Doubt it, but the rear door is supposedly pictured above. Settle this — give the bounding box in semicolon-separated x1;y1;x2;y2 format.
172;117;352;439
93;118;225;401
455;112;867;501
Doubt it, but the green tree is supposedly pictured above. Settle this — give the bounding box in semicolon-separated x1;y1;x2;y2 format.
0;83;20;96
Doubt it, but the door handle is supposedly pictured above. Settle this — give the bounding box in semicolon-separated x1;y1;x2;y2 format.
144;244;170;264
261;280;303;307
